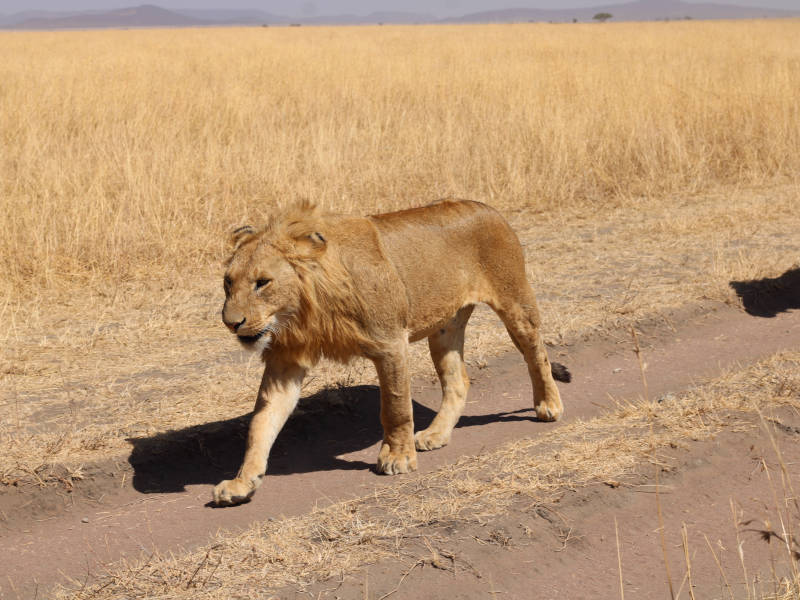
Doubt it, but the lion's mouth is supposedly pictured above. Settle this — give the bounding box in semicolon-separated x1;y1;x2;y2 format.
237;326;272;346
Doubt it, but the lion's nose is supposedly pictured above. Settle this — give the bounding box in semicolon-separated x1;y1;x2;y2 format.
232;317;246;332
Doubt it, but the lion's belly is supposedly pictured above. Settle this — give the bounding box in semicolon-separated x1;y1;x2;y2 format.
406;304;476;343
402;264;486;342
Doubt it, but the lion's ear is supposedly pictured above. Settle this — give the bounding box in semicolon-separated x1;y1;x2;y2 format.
293;231;327;259
229;225;256;251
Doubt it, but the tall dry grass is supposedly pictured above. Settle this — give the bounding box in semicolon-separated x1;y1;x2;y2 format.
2;21;799;483
1;20;799;304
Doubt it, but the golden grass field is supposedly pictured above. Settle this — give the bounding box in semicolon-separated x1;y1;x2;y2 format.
1;19;800;484
1;19;799;598
1;20;799;301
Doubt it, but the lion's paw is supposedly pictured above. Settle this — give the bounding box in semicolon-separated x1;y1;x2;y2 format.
414;428;450;451
376;444;418;475
536;400;563;422
213;477;256;506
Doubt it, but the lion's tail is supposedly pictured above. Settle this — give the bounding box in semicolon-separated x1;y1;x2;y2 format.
551;362;571;383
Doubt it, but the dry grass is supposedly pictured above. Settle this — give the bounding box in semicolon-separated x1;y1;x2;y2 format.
729;414;800;600
2;184;798;487
1;21;800;485
2;20;799;299
53;352;800;599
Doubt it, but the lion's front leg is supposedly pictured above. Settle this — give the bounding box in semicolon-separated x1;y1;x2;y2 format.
373;339;418;475
213;360;305;506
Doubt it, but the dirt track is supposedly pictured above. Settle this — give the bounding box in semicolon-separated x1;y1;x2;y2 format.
2;299;799;599
296;417;800;600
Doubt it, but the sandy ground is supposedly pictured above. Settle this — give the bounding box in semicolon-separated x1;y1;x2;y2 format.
295;418;800;600
1;297;798;598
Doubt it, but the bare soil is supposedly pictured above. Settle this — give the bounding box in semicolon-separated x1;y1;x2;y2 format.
295;412;800;600
1;300;799;599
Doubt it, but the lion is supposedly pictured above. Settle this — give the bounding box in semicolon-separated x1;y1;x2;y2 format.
213;199;570;506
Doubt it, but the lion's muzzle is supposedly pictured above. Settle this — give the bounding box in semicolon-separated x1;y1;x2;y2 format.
237;325;275;352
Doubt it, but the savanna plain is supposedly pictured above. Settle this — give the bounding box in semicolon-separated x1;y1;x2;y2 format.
1;19;800;599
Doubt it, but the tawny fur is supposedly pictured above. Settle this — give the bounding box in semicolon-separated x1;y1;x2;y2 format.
213;199;568;506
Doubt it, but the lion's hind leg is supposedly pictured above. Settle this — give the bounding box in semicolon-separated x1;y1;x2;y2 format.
415;304;474;451
492;292;564;422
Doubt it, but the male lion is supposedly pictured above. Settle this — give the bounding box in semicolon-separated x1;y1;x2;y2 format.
213;199;570;506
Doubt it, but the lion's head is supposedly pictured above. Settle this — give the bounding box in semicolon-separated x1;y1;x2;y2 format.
221;204;367;364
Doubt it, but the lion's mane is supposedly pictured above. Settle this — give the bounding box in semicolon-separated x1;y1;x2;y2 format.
229;202;375;365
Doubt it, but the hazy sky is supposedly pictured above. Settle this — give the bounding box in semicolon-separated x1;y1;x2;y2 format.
1;0;797;16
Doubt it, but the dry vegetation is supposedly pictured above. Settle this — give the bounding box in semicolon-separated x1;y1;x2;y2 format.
1;21;799;483
2;20;799;297
54;351;800;599
2;185;798;487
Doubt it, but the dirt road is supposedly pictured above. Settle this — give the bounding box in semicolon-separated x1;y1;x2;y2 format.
2;300;799;598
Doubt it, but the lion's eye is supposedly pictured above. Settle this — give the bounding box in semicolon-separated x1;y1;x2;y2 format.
255;279;272;290
223;276;232;292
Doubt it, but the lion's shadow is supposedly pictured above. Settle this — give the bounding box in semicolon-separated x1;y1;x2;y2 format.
730;267;800;318
128;385;387;494
127;384;537;494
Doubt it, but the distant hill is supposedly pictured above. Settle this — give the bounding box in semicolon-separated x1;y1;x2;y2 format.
3;1;799;30
174;9;434;25
3;5;433;29
7;4;203;29
300;11;436;25
174;9;288;25
444;0;800;23
0;10;83;27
